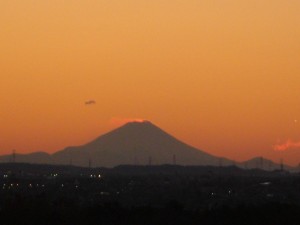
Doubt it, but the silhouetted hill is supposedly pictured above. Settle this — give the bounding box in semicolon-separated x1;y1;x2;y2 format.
0;121;295;170
52;121;232;167
0;152;52;164
240;157;295;172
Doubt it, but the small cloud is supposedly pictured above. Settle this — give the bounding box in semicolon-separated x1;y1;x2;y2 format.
109;117;146;126
273;139;300;151
85;100;96;105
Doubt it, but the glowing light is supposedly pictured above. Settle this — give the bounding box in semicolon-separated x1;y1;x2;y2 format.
273;139;300;151
109;117;148;126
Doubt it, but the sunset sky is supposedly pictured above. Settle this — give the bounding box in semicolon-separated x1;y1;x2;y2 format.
0;0;299;165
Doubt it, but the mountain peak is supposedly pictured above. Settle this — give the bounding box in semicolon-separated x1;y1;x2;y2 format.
124;119;152;125
53;121;221;167
116;120;166;135
122;120;154;127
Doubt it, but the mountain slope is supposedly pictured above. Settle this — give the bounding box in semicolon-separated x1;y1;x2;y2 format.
52;121;231;167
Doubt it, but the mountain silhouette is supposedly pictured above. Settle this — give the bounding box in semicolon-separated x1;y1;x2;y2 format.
52;121;230;167
241;157;295;172
2;121;291;170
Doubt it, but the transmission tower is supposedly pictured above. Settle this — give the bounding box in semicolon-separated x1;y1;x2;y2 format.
173;154;176;165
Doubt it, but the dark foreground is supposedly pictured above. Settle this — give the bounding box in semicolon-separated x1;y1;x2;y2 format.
1;163;300;225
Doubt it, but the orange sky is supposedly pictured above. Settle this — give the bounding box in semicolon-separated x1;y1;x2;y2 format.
0;0;300;165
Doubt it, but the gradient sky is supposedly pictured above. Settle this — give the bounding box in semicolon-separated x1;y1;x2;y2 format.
1;0;300;165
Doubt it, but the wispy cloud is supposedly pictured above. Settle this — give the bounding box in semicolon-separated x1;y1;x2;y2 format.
109;117;146;126
273;139;300;151
85;100;96;105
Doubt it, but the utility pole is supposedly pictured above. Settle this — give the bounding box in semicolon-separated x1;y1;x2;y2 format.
12;149;16;163
280;158;284;172
69;152;72;166
219;158;223;168
88;158;92;168
148;156;152;166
